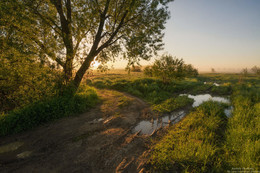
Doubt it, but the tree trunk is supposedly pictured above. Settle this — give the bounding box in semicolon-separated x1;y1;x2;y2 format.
73;53;96;89
64;48;74;84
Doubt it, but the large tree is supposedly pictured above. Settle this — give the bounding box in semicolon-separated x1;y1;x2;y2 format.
1;0;173;90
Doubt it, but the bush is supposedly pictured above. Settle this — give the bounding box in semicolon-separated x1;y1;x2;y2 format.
0;56;61;113
143;66;153;77
144;55;198;83
131;65;142;72
0;86;99;136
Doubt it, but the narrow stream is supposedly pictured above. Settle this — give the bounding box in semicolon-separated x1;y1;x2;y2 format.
133;94;232;135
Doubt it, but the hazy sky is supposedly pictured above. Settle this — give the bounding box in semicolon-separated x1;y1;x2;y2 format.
110;0;260;72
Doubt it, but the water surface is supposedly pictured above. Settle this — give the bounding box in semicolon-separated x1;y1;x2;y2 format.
133;94;232;135
132;110;187;135
180;94;230;107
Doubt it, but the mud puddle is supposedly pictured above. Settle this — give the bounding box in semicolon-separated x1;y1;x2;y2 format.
132;110;187;135
133;94;232;135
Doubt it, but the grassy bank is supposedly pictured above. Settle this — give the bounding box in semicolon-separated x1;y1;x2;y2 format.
149;101;228;172
0;85;99;136
223;84;260;169
89;75;231;106
149;83;260;172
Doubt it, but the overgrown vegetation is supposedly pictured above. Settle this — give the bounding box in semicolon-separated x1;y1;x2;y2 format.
0;86;99;136
148;80;260;172
224;84;260;169
90;74;232;106
0;57;61;113
149;101;228;172
153;96;193;113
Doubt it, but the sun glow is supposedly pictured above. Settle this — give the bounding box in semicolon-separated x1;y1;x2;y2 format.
91;57;101;69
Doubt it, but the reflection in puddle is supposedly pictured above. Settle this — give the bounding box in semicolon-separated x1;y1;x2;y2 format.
132;110;187;135
204;82;220;86
133;94;232;135
180;94;230;107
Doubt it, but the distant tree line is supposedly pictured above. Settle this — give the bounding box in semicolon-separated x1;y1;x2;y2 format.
241;66;260;76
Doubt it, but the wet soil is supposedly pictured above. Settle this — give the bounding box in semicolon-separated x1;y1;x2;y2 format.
0;90;154;173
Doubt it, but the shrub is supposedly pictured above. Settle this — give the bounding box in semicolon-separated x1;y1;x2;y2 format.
0;86;99;136
0;57;61;113
144;55;198;83
143;66;153;77
131;65;142;72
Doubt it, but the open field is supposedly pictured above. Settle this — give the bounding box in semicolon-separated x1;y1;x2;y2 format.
1;70;259;172
88;70;260;172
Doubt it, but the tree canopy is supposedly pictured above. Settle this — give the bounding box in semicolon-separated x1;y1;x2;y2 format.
1;0;173;89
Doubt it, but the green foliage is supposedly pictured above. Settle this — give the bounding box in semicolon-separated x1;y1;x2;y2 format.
153;96;194;113
1;0;174;86
149;82;260;172
144;55;198;83
150;101;228;172
143;66;153;77
0;53;61;113
0;86;99;136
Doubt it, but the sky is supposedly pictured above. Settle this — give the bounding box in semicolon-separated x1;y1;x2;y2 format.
109;0;260;72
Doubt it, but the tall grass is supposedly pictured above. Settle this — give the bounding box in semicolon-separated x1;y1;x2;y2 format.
0;85;99;136
153;96;193;113
223;85;260;170
149;101;228;172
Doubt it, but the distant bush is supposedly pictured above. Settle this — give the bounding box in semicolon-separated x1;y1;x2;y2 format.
241;68;248;77
143;66;153;77
143;55;198;83
251;66;260;76
0;86;99;136
131;65;142;72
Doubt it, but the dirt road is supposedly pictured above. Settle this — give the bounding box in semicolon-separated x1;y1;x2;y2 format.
0;90;153;173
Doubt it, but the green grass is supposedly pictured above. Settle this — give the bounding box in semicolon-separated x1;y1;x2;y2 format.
89;72;237;107
0;85;99;136
149;83;260;172
223;85;260;170
153;96;194;113
149;101;228;172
